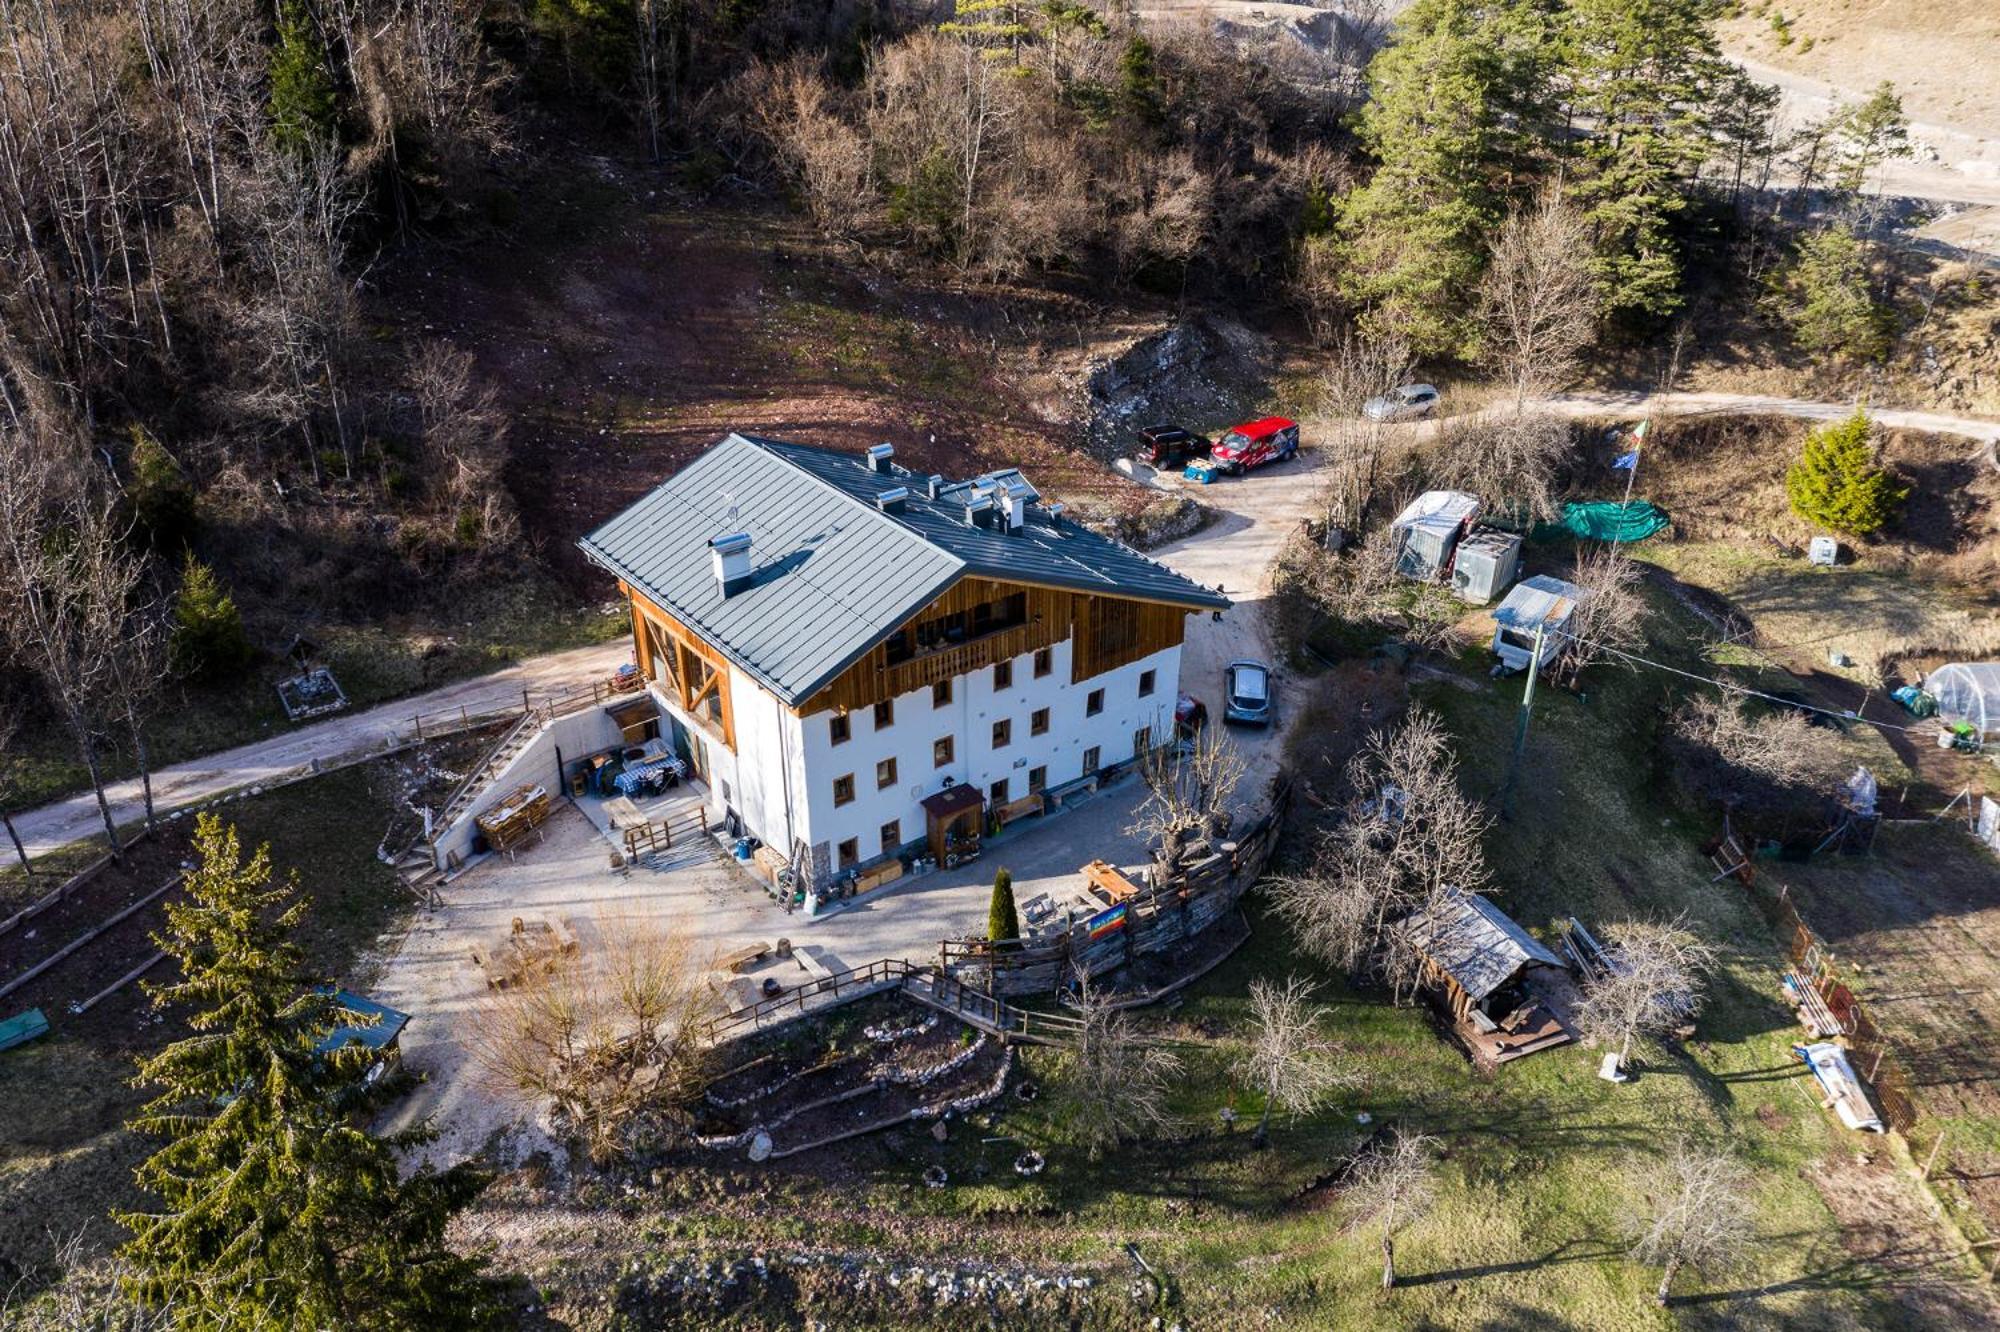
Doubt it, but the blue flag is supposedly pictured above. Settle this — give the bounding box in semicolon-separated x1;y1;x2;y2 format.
1611;450;1640;471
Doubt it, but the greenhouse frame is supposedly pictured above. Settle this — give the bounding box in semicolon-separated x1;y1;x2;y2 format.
1927;662;2000;738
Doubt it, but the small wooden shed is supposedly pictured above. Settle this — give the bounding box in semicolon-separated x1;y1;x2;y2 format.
921;783;985;868
1401;888;1564;1027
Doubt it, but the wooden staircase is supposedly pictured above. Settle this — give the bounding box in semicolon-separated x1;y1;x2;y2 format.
435;710;545;833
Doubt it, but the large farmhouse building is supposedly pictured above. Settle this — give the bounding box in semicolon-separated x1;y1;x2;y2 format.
580;433;1228;891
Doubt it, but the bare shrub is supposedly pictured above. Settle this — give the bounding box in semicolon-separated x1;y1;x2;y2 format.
1241;975;1354;1142
0;1228;176;1331
1055;980;1182;1161
407;339;517;553
1270;705;1490;996
1476;186;1599;407
1434;412;1577;525
1344;1127;1438;1290
1573;915;1717;1070
1667;693;1848;818
755;58;876;240
1554;543;1650;684
472;920;718;1164
1289;522;1463;656
1629;1139;1755;1305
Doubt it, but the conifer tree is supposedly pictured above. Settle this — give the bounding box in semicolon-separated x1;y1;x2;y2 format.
1338;0;1553;355
1779;226;1890;360
988;867;1020;943
170;556;251;681
119;813;495;1330
269;0;337;152
1785;409;1906;537
129;427;197;554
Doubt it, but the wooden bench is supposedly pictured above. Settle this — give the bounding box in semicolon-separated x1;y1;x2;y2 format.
718;942;770;975
854;859;904;893
994;792;1046;827
470;947;517;991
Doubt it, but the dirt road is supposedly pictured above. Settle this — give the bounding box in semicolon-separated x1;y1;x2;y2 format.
1542;390;2000;450
12;640;632;861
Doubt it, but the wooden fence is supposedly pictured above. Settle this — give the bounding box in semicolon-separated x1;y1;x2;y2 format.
939;778;1292;1000
1757;878;1920;1135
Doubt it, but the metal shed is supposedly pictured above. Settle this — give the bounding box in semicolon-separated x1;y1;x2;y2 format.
1489;575;1585;672
1390;490;1481;580
1927;662;2000;738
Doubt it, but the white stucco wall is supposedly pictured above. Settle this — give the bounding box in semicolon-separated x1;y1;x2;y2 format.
784;637;1186;870
432;705;626;870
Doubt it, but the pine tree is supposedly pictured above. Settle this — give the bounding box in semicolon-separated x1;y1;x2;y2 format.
119;813;496;1330
170;556;251;681
1562;0;1731;319
1780;226;1890;361
1785;409;1906;537
988;867;1020;942
129;427;198;554
269;0;337;152
1338;0;1553;355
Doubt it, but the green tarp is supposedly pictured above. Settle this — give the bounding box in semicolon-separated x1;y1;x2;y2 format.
1541;500;1670;544
0;1007;49;1053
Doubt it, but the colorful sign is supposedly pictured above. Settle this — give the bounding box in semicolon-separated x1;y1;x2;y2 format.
1085;903;1128;941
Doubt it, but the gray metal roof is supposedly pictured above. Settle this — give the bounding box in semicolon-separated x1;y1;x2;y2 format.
579;434;1228;706
1492;574;1584;632
1403;888;1562;1003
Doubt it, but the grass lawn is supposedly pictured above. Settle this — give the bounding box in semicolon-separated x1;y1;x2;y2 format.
5;575;627;811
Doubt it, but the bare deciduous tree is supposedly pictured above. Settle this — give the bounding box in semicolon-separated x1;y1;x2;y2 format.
1128;722;1246;881
1629;1138;1755;1305
757;58;877;241
473;920;718;1165
1476;187;1599;408
1288;521;1462;656
1345;1127;1438;1290
1436;412;1577;525
1270;705;1490;996
1667;692;1848;815
1573;915;1717;1074
1056;979;1182;1161
0;427;139;854
1241;974;1354;1145
408;339;516;551
0;699;32;876
1553;543;1649;685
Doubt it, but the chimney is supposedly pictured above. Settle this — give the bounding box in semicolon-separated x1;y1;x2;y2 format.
999;489;1025;533
925;474;945;500
964;495;995;529
1043;501;1066;526
709;532;754;597
866;443;895;475
876;485;909;514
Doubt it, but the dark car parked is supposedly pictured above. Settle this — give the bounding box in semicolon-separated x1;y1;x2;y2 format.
1137;425;1210;468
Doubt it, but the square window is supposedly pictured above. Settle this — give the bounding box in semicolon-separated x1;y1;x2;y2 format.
1034;648;1052;678
880;820;901;856
990;778;1009;804
1086;688;1104;717
933;679;953;707
837;837;859;869
1030;707;1049;736
1028;765;1046;793
992;718;1011;749
829;713;851;745
876;757;897;789
833;774;855;806
1082;746;1100;775
1139;669;1156;697
874;700;894;730
934;735;954;768
994;660;1013;691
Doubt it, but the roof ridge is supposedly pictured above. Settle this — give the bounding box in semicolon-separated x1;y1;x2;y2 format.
742;433;971;569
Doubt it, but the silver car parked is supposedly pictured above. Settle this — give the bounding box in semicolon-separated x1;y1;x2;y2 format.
1362;383;1441;422
1223;660;1273;726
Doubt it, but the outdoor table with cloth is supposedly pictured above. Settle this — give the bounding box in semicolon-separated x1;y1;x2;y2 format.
613;752;686;796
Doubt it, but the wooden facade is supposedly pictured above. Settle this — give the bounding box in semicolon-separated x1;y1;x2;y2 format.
797;575;1192;717
626;586;737;752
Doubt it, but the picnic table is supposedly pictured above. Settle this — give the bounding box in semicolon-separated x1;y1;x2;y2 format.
613;753;686;797
1082;859;1143;905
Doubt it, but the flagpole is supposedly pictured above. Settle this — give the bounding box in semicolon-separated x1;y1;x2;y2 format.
1614;419;1647;543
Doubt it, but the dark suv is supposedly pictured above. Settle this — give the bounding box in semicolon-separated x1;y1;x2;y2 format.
1137;425;1209;468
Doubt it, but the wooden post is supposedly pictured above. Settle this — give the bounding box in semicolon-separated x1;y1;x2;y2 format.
415;712;424;741
1922;1129;1947;1180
